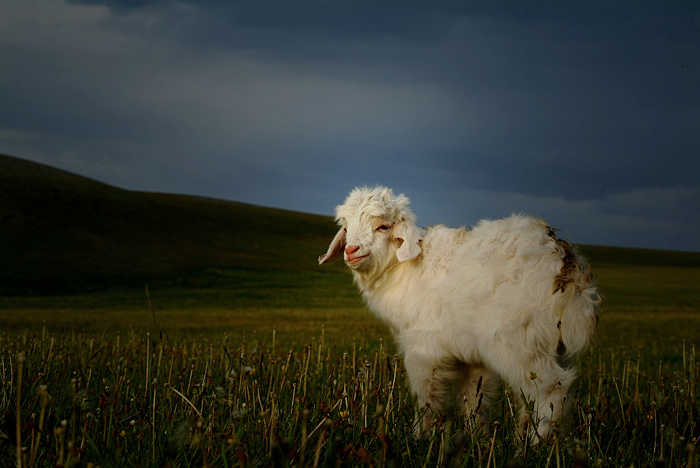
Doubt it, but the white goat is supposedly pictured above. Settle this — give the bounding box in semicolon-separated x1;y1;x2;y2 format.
319;186;600;441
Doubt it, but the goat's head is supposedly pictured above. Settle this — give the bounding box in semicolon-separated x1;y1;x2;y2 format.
318;186;423;275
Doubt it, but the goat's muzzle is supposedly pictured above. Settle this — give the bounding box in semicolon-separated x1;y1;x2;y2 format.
344;245;369;266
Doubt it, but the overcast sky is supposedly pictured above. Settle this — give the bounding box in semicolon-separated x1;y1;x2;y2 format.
1;1;699;251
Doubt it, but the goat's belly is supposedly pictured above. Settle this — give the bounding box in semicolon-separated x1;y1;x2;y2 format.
395;320;482;361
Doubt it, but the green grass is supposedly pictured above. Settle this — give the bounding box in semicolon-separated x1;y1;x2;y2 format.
2;249;699;352
1;326;697;467
588;259;700;364
1;254;699;466
0;153;345;295
2;153;700;466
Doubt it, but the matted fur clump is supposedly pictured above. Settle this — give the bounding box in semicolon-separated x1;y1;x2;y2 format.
319;186;601;441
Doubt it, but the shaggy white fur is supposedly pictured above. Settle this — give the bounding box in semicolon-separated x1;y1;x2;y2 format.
319;186;601;441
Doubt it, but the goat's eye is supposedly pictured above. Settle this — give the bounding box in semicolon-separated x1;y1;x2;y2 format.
376;224;391;232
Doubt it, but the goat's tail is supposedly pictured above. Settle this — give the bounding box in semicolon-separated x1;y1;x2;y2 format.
547;227;602;360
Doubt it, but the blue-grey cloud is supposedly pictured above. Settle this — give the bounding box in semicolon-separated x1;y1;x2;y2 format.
1;0;699;251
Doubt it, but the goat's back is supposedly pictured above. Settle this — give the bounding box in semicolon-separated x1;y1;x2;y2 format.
427;215;590;299
411;214;598;359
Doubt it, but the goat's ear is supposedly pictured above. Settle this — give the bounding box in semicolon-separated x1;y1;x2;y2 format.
319;226;346;265
392;220;423;262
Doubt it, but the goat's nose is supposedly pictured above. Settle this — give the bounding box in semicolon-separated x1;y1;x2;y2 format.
345;244;360;255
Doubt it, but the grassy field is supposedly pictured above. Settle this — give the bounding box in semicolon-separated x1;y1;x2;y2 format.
2;245;699;351
0;319;697;467
1;154;699;466
1;251;699;467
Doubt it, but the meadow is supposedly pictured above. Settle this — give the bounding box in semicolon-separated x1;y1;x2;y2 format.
2;251;699;467
1;154;699;466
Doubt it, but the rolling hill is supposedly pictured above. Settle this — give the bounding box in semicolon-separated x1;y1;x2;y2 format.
0;153;343;295
2;153;699;296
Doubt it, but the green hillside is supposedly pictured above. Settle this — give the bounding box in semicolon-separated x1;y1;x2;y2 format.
0;153;344;295
2;153;699;298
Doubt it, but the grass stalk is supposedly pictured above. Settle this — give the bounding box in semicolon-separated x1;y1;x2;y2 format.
486;422;499;468
612;377;626;426
16;351;26;468
152;385;157;464
168;385;203;419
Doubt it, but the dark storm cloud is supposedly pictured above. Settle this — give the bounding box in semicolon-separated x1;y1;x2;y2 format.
146;0;699;201
1;0;699;251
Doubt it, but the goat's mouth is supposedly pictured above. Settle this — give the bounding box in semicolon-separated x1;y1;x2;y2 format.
346;253;369;266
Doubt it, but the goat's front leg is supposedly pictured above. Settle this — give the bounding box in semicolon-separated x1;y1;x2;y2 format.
403;352;461;437
511;360;578;443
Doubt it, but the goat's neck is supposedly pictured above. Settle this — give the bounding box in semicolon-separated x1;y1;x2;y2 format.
352;261;421;327
351;258;403;292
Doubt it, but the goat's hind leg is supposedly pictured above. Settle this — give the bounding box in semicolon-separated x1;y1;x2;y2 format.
458;364;499;434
